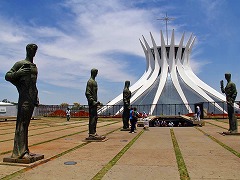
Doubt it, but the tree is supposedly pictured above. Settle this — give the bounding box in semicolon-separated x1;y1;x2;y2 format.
60;103;69;107
72;102;80;110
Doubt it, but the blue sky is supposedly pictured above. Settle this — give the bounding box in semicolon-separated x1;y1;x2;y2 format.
0;0;240;105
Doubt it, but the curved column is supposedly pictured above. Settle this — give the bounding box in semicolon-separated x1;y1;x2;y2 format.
129;32;161;106
184;37;225;101
149;30;168;114
168;30;192;113
113;36;156;115
177;46;225;112
99;36;153;114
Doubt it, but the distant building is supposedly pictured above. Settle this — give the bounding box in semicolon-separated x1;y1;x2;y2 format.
0;102;17;117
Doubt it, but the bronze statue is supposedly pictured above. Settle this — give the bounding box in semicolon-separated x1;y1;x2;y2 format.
5;44;39;159
221;73;238;133
122;80;131;130
85;68;105;140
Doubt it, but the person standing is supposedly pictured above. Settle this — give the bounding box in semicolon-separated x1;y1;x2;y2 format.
129;107;138;133
196;106;201;121
5;44;39;159
66;108;71;121
85;68;105;140
129;108;134;133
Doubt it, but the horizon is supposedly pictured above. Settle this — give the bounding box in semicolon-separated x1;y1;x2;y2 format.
1;0;240;105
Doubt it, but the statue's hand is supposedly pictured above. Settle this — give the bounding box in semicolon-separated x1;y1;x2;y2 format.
220;80;225;93
220;80;224;87
34;97;39;107
16;65;31;77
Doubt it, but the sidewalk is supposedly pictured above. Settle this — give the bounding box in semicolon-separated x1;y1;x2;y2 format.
0;118;240;179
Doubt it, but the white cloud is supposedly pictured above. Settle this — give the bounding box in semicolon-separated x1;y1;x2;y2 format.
0;0;211;104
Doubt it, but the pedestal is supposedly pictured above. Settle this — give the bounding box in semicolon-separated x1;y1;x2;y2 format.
83;137;108;142
3;154;44;164
120;128;130;131
221;131;240;136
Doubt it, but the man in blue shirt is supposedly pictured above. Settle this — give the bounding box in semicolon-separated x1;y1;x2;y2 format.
129;107;138;133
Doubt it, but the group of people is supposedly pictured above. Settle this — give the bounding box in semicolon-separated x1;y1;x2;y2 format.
151;120;188;127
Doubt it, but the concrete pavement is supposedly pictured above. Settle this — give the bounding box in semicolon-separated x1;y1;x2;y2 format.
0;117;240;180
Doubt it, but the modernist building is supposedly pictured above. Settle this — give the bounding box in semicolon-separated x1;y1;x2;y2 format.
100;30;233;116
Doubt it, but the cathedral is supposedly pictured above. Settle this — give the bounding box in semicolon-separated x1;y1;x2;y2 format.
100;30;230;116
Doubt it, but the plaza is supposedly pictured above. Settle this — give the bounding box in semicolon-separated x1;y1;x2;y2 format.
0;117;240;179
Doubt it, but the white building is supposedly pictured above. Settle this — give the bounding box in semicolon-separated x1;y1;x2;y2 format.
0;102;17;117
100;30;235;116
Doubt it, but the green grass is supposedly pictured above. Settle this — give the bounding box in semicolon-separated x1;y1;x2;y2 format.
170;128;190;180
0;121;119;156
195;127;240;158
92;130;144;180
205;121;228;130
1;124;121;180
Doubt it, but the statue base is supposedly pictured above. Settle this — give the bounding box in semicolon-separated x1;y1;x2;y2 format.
83;136;108;142
3;154;44;164
221;131;240;136
121;128;130;131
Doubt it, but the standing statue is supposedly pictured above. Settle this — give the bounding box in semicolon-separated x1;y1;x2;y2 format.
221;73;238;133
5;44;41;160
85;68;105;140
122;80;131;130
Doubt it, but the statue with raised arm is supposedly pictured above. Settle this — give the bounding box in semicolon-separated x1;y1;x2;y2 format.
4;44;43;162
85;68;105;140
221;73;238;133
122;80;131;130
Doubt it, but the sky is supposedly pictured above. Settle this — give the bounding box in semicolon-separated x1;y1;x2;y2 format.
0;0;240;105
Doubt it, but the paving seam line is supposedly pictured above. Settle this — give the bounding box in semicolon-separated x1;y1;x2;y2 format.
0;121;119;156
195;127;240;158
170;128;190;180
92;130;145;180
0;126;121;180
205;121;228;130
0;123;89;143
214;119;240;126
0;120;88;136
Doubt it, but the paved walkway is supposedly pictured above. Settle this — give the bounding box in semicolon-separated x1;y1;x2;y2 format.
0;118;240;180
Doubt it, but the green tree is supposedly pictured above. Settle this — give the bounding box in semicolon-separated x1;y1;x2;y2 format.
72;102;80;110
60;103;69;107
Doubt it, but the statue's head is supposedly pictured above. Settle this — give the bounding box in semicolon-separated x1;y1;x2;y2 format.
91;68;98;77
26;44;38;58
225;73;231;81
125;80;130;88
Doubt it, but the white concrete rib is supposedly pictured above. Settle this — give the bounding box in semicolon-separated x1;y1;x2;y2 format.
98;36;153;114
168;30;192;113
149;31;168;114
113;36;156;115
177;35;226;113
184;37;226;101
129;32;161;106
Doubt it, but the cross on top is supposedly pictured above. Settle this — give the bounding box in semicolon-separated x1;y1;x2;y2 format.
157;13;175;45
